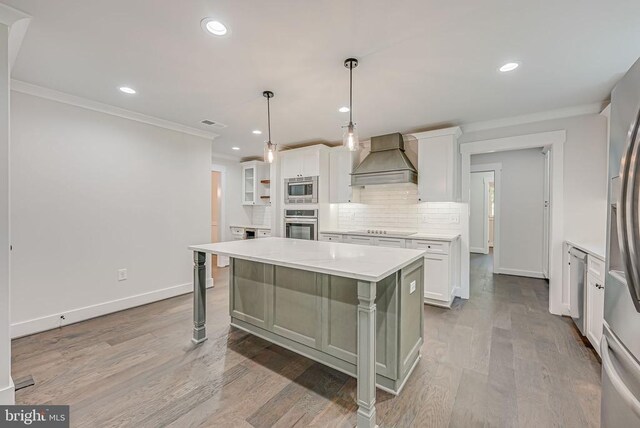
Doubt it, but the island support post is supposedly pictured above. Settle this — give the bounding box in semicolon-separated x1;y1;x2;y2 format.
192;251;207;344
357;280;377;428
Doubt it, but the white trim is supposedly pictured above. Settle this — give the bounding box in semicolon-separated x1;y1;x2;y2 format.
471;163;502;272
494;268;546;279
469;246;486;254
0;376;16;406
408;126;462;140
0;4;29;26
462;103;603;133
461;130;566;315
0;377;14;405
10;80;219;140
10;279;213;339
211;163;229;267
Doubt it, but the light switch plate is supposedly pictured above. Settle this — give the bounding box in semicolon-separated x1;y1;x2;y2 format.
409;280;416;294
118;269;127;281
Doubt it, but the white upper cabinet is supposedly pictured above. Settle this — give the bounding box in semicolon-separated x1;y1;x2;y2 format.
281;147;324;179
241;160;269;205
329;147;360;203
411;127;462;202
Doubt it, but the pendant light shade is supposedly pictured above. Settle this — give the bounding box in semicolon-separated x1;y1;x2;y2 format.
262;90;277;163
342;58;359;152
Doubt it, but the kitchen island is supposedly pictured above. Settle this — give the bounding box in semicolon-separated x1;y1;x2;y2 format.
188;237;425;428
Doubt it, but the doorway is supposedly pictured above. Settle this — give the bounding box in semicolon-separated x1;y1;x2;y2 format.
460;130;565;315
469;170;494;256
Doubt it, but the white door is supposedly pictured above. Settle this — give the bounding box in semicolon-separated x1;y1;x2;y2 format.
542;150;551;278
301;150;319;177
242;165;256;205
424;254;450;301
469;172;491;254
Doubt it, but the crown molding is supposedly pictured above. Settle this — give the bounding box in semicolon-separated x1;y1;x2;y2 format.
408;126;462;140
0;4;31;71
461;102;604;133
11;79;219;140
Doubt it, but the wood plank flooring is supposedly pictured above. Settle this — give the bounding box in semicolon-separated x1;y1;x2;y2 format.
12;253;601;427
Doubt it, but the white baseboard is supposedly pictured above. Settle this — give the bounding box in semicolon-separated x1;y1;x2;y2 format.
0;377;15;405
11;278;213;339
494;267;545;279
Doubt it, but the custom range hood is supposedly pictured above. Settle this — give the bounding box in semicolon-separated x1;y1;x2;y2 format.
351;132;417;186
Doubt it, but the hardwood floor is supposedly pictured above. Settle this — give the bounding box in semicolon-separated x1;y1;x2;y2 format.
12;255;601;427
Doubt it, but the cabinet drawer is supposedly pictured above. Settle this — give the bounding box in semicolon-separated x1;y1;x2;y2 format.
409;239;449;255
257;230;271;238
319;233;343;242
230;227;245;236
587;256;605;282
373;237;406;248
345;235;374;246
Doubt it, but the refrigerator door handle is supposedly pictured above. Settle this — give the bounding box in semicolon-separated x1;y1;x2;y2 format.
602;335;640;419
617;106;640;312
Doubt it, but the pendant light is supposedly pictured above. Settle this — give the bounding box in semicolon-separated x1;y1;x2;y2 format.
343;58;359;151
262;90;277;163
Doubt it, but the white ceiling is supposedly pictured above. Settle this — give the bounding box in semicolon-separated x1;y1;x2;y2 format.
5;0;640;158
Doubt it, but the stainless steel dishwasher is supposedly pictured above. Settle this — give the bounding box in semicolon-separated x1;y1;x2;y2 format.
569;247;588;335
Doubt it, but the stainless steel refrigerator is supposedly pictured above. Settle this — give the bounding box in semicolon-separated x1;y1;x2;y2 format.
602;57;640;426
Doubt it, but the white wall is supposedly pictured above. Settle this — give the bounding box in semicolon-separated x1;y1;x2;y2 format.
469;171;492;253
211;157;251;241
462;113;608;255
10;91;212;337
0;22;12;404
472;149;545;276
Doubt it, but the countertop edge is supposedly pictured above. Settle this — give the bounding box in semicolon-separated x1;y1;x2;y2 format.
320;230;461;242
188;244;425;282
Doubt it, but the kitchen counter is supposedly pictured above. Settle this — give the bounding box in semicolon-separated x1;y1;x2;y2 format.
320;229;460;242
190;237;425;282
188;237;425;428
566;240;605;261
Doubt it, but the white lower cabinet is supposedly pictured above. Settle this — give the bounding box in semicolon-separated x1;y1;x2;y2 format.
586;256;605;356
423;253;451;304
318;233;343;242
257;229;271;238
373;237;406;248
345;235;374;246
408;239;458;307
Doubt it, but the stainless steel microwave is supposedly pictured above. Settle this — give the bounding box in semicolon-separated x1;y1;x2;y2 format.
284;176;318;204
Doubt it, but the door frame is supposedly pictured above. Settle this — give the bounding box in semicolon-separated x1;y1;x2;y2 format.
211;163;228;267
471;164;502;266
460;130;566;315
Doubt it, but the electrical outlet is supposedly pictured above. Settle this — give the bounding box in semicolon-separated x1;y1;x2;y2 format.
449;214;460;223
422;214;429;222
118;269;128;281
409;280;417;294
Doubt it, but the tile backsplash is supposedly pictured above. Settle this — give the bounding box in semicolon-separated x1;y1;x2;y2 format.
336;184;465;234
252;205;271;226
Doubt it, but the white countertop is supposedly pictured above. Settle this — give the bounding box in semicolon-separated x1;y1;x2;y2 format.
229;224;271;230
189;237;425;282
565;240;606;261
320;229;460;242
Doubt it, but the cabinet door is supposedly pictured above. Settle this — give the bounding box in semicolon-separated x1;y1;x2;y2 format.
586;274;605;355
373;237;406;248
423;254;450;301
281;152;301;179
345;235;374;246
242;165;256;205
301;150;320;177
418;136;454;202
319;233;343;242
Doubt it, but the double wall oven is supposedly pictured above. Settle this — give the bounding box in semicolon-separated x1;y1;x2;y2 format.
284;209;318;241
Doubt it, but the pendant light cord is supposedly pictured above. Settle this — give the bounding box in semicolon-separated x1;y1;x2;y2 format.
267;95;272;145
349;63;353;125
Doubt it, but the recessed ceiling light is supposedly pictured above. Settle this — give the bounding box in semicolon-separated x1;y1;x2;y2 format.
119;86;136;94
338;106;350;113
201;18;228;36
252;130;262;135
499;62;519;72
232;146;240;151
